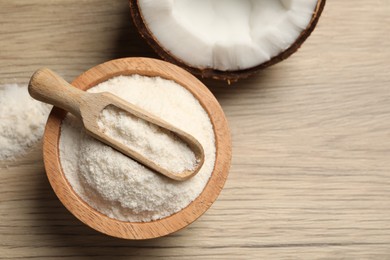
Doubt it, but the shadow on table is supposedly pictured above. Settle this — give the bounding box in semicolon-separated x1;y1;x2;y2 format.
110;4;156;61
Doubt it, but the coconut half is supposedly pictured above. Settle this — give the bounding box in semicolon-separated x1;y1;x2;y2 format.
130;0;326;81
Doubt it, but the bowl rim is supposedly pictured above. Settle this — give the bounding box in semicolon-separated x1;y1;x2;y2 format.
43;57;232;239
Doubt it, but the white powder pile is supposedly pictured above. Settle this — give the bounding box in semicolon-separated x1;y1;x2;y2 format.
60;75;215;222
0;83;51;160
98;105;197;174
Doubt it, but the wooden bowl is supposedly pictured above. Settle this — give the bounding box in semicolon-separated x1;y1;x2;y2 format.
43;57;232;239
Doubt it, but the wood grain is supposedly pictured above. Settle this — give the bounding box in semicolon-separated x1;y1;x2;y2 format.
1;0;390;258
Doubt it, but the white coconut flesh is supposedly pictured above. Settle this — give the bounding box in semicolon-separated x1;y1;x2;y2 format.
138;0;318;71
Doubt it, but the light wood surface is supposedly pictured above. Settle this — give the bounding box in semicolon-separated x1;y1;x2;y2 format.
0;0;389;258
41;58;231;239
29;66;207;181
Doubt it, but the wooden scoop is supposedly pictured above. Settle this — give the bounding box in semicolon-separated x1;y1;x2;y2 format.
28;68;204;181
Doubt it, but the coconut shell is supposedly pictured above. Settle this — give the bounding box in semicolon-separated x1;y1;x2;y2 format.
129;0;326;82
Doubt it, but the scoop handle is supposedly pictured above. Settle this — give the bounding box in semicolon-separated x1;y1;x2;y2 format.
28;68;85;118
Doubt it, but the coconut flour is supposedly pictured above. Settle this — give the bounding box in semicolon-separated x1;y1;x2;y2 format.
98;105;197;174
60;75;215;222
0;83;51;160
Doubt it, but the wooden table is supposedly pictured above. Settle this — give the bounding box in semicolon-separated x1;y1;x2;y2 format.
1;0;389;259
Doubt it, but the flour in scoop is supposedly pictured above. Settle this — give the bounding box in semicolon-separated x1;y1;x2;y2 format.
98;105;197;174
0;83;51;160
60;75;215;222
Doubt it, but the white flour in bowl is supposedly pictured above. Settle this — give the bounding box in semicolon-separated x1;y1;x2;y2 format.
59;75;216;222
0;83;51;160
98;105;197;174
